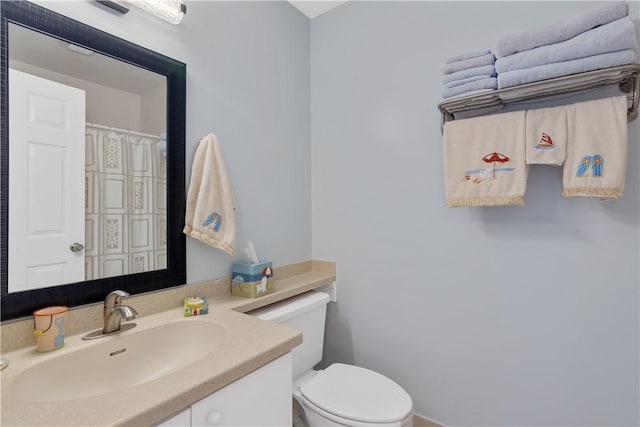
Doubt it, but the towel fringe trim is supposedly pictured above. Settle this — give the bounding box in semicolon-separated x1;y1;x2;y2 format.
562;187;623;198
446;196;524;207
183;226;236;259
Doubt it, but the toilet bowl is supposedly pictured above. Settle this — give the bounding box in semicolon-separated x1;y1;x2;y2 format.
296;363;413;426
250;291;414;427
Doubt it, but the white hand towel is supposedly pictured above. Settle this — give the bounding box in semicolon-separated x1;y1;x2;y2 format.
442;77;497;99
445;74;490;89
184;133;236;257
443;111;528;207
442;53;495;74
442;64;496;84
563;95;628;199
525;105;567;166
446;49;491;64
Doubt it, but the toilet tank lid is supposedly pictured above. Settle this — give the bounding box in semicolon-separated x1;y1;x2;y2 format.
249;291;330;323
300;363;413;424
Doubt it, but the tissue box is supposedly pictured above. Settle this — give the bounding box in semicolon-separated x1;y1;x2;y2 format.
231;261;273;298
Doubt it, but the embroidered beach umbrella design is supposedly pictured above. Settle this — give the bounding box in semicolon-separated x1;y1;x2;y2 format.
482;152;510;179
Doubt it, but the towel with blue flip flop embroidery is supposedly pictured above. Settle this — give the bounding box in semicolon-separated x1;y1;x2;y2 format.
184;134;237;257
563;95;628;199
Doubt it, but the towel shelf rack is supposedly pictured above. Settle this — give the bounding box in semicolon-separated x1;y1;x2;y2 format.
438;63;640;132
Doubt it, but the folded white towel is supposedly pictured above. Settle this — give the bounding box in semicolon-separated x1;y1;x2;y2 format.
442;77;497;99
443;111;527;207
443;53;495;74
184;133;237;257
497;49;637;89
563;95;628;199
498;66;635;101
446;49;491;64
495;17;637;74
443;64;496;84
444;75;491;89
443;88;498;101
494;1;629;58
525;105;567;166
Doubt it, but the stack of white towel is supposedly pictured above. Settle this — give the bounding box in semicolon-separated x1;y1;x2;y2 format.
442;49;497;99
495;1;638;89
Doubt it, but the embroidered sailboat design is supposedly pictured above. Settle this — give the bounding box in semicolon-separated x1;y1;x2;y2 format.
534;132;557;150
538;133;553;146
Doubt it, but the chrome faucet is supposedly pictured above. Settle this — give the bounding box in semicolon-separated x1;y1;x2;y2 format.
102;290;138;334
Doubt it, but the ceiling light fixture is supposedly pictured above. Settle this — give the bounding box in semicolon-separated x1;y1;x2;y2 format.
59;41;95;56
127;0;186;25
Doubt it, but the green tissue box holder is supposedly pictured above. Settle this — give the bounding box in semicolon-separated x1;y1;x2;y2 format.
231;261;273;298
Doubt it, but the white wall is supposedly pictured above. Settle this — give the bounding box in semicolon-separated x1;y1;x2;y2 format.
140;83;166;136
29;1;640;425
311;2;639;425
10;60;143;130
35;0;312;283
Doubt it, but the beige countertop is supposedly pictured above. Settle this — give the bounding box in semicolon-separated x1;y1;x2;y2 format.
0;260;335;427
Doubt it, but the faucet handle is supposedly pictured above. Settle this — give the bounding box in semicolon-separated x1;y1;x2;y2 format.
105;290;130;307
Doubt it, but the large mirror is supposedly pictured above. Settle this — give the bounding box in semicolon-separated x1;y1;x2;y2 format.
1;0;186;320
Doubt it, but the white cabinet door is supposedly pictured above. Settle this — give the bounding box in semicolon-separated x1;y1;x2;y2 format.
156;407;191;427
191;353;292;427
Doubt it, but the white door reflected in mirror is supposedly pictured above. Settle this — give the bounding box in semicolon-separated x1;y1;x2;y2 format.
9;69;86;292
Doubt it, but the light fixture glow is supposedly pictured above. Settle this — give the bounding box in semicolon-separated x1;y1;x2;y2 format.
59;41;95;56
127;0;186;24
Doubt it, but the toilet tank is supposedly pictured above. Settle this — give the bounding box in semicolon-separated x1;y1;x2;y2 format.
250;291;330;379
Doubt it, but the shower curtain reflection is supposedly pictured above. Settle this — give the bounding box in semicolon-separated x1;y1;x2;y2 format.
84;123;167;280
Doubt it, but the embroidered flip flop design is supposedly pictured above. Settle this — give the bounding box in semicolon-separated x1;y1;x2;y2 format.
576;156;592;177
575;154;604;177
592;154;604;177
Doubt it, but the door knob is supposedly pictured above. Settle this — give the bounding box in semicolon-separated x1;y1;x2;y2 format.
69;242;84;253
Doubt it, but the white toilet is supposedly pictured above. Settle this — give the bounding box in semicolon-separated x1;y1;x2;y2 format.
250;291;414;427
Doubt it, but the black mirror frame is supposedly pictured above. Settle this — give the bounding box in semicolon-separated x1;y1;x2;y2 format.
0;0;186;320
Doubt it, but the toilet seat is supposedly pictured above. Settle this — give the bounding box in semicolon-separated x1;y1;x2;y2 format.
299;363;413;425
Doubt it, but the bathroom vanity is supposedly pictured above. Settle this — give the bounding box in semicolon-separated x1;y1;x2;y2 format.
0;260;336;426
158;353;292;426
1;308;298;426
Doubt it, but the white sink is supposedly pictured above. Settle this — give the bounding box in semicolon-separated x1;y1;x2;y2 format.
10;320;225;403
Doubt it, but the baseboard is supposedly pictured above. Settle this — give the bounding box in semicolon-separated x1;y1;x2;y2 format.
414;413;445;427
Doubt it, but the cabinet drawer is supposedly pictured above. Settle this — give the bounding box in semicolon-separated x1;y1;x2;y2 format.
191;353;292;426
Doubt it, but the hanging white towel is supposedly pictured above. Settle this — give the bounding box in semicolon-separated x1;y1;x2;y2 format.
563;95;628;199
184;133;236;257
525;105;567;166
443;111;528;207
